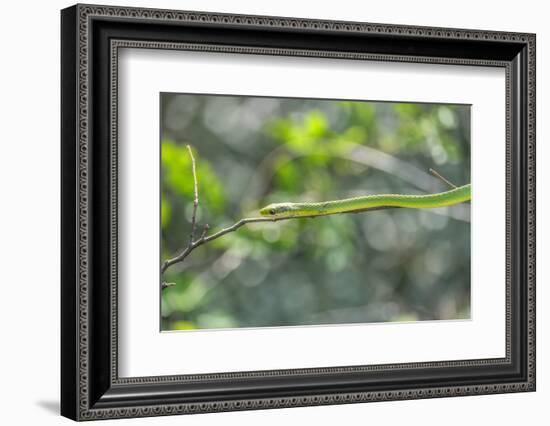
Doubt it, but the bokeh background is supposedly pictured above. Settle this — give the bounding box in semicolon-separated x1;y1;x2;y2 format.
160;93;470;331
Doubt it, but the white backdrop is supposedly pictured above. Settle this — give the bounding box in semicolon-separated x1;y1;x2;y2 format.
0;0;546;425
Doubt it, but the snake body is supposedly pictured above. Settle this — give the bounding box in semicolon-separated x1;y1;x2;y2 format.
259;184;471;218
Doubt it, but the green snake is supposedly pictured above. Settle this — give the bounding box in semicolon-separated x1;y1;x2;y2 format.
259;184;471;218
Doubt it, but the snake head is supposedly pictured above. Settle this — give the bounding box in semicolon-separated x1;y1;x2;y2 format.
259;203;295;218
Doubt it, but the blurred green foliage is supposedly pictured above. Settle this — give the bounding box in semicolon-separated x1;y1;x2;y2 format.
160;94;471;330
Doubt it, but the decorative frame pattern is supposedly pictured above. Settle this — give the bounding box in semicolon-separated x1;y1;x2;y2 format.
61;3;536;421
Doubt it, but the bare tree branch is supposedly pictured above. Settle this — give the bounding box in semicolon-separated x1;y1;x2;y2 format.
159;146;326;284
161;214;323;277
160;145;470;288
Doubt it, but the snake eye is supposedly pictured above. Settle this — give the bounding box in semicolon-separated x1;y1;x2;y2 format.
269;209;276;215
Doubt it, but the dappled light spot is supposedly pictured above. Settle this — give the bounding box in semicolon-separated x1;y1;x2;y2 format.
419;210;449;230
362;212;398;252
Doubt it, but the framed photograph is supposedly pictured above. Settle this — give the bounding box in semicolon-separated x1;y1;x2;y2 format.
61;4;536;421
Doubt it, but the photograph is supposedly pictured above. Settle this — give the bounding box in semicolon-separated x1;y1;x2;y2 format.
160;94;472;331
56;2;536;421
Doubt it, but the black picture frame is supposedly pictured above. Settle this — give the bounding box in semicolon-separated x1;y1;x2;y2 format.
61;3;536;421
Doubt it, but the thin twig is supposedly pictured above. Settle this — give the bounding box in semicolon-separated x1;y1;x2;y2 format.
187;145;199;243
429;168;457;189
161;282;176;290
161;145;206;289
